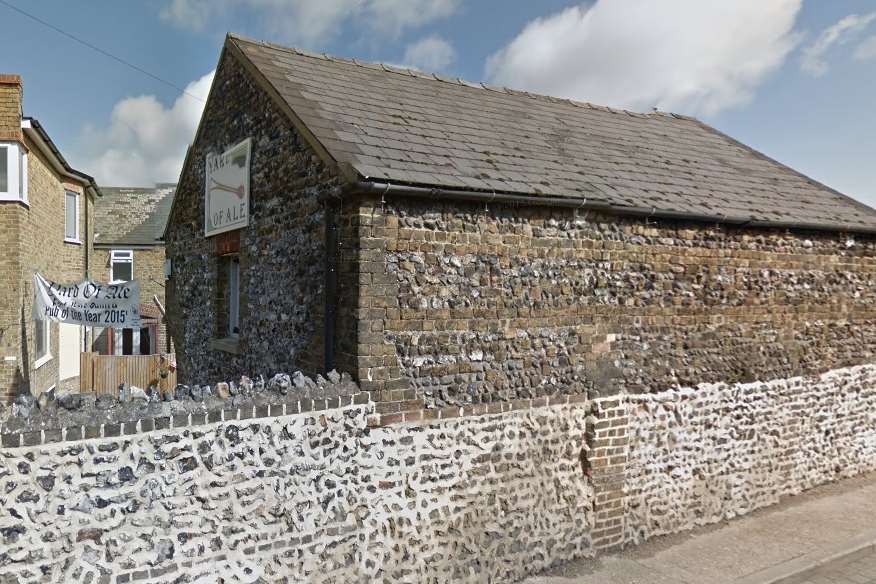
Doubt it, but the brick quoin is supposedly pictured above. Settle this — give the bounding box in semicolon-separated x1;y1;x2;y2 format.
584;398;630;551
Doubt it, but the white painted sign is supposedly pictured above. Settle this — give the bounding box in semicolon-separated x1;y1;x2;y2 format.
33;273;141;328
205;138;251;237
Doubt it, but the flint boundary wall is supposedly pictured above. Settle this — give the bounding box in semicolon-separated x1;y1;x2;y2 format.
1;364;876;583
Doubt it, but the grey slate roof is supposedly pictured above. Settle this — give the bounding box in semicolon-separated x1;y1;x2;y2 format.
94;184;175;246
228;34;876;232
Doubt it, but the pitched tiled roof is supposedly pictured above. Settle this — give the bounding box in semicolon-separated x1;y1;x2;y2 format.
228;34;876;232
94;184;175;246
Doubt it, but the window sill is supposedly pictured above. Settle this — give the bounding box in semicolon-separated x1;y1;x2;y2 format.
209;336;240;355
34;354;52;369
64;238;83;245
0;196;29;208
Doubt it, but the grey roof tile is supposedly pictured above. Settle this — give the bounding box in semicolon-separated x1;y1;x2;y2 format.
94;184;175;246
229;34;876;231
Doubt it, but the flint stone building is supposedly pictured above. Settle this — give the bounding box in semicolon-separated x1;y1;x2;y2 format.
92;184;175;356
166;33;876;416
6;35;876;584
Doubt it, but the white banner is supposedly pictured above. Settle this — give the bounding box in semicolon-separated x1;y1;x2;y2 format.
205;137;251;237
32;273;141;328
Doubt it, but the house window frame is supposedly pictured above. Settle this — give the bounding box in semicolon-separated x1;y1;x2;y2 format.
0;142;28;204
64;190;81;244
110;250;134;283
34;318;51;369
228;256;240;337
209;248;243;354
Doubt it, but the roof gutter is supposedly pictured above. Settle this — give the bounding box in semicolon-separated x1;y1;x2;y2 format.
342;181;876;235
21;118;102;198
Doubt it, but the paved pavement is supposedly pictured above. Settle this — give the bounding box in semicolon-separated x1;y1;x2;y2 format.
777;547;876;584
524;473;876;584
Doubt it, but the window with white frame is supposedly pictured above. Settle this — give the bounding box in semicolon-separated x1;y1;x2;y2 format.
0;146;6;193
34;318;50;364
110;250;134;283
0;142;27;203
64;190;80;242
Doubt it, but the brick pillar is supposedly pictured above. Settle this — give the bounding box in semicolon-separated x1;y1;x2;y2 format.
334;198;361;376
584;396;630;551
337;196;421;414
0;74;23;142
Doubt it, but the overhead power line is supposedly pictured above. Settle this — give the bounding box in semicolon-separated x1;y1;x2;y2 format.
0;0;205;102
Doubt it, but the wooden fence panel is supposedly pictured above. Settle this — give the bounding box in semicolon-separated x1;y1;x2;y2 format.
80;352;94;393
80;353;176;396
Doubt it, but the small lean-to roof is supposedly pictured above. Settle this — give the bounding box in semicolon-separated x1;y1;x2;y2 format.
94;184;175;246
225;33;876;233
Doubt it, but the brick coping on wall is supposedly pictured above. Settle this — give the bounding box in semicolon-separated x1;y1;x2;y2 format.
0;392;372;449
0;390;595;448
367;392;591;427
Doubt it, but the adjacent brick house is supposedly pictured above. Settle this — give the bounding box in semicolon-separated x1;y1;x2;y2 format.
0;74;101;402
165;34;876;419
92;184;175;355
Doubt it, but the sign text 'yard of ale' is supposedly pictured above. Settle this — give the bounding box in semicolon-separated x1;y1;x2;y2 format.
33;273;142;328
205;137;251;237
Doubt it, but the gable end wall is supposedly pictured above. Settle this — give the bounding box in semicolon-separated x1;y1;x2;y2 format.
165;51;340;384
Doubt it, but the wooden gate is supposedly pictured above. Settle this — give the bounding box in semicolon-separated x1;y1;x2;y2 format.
80;352;176;396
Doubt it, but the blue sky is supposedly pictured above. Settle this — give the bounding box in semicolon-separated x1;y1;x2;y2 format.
1;0;875;207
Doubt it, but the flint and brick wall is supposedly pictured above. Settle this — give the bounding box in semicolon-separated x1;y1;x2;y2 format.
359;197;876;410
0;379;594;584
166;51;338;385
623;364;876;545
2;363;876;583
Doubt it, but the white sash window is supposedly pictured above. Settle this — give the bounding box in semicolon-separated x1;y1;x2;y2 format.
110;250;134;283
0;142;27;203
65;191;80;243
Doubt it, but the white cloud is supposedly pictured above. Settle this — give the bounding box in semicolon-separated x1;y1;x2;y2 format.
485;0;802;116
160;0;215;31
76;71;214;187
402;36;456;72
801;12;876;76
161;0;457;46
368;0;457;35
854;34;876;61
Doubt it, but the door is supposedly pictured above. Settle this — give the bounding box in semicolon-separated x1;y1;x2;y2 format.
113;328;147;355
140;327;151;355
58;323;81;380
